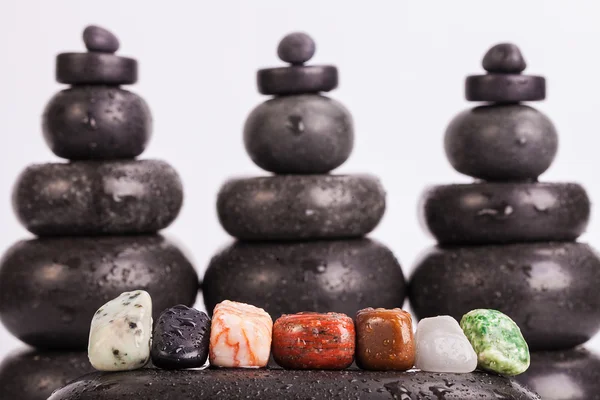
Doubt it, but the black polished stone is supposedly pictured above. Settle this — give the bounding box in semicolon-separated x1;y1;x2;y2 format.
0;235;198;350
465;74;546;102
151;305;211;370
203;239;405;320
13;160;183;236
277;32;316;64
244;94;353;174
445;104;558;181
218;175;385;240
83;25;119;53
409;242;600;350
43;86;152;160
420;182;590;244
482;43;527;73
48;368;540;400
257;65;338;95
56;52;137;85
516;347;600;400
0;349;93;400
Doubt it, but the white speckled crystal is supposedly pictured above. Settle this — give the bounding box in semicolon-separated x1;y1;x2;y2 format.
88;290;152;371
415;315;478;373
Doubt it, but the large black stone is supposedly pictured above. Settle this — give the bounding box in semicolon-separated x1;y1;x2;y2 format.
444;104;558;181
244;94;353;174
203;239;405;320
465;74;546;102
420;182;590;244
56;53;137;85
409;242;600;350
217;175;385;240
13;160;183;236
0;235;198;350
257;65;338;95
43;86;151;160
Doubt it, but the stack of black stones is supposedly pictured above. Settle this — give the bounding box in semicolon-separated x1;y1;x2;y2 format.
202;33;406;320
0;26;199;400
409;43;600;399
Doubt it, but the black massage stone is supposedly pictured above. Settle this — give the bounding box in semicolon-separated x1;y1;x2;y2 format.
420;182;590;244
465;74;546;102
43;86;152;160
217;175;385;240
0;235;198;350
56;53;137;85
482;43;527;73
257;65;338;95
277;32;316;64
244;94;353;174
13;160;183;236
83;25;119;53
445;104;558;181
409;242;600;350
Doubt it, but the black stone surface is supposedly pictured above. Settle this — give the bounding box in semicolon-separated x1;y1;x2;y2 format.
445;104;558;181
43;86;152;160
0;235;198;350
465;74;546;102
257;65;338;95
420;182;590;244
83;25;119;53
218;175;385;240
277;32;316;64
244;94;353;174
56;52;137;85
409;242;600;350
516;347;600;400
151;305;211;370
203;239;405;320
482;43;526;73
48;368;540;400
13;160;183;236
0;348;93;400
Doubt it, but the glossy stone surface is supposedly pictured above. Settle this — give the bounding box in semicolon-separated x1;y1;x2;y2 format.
43;86;152;160
83;25;119;53
465;74;546;102
13;160;183;236
445;104;558;181
203;239;406;320
151;305;211;370
56;53;137;85
257;65;338;95
420;182;590;244
218;175;385;240
277;32;316;64
0;349;93;400
244;94;353;174
0;235;198;350
409;242;600;350
272;312;355;370
48;368;541;400
482;43;526;73
355;308;415;371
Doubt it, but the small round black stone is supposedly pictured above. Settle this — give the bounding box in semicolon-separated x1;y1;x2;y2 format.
277;32;316;64
257;65;338;95
465;74;546;102
56;53;137;85
409;242;600;350
83;25;120;53
482;43;527;73
217;175;385;240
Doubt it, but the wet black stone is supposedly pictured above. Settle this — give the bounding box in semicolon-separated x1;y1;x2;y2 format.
0;349;93;400
445;104;558;181
151;305;211;370
277;32;316;64
465;74;546;102
56;53;137;85
43;86;151;160
0;235;199;350
257;65;338;95
83;25;119;53
244;94;353;174
13;160;183;236
409;242;600;350
48;368;540;400
203;239;405;320
218;175;385;240
482;43;527;73
516;347;600;400
420;182;590;244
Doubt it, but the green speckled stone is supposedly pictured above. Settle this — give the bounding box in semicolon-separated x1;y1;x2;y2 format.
460;309;530;376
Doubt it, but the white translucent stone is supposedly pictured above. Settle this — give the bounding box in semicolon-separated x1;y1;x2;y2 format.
88;290;152;371
415;315;477;373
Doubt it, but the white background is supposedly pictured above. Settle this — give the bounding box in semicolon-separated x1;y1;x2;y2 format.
1;0;600;359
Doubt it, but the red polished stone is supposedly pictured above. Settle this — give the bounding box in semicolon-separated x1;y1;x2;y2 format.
271;312;355;370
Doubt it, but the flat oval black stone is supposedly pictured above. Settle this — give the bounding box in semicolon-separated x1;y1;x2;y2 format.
56;53;137;85
0;349;93;400
13;160;183;236
465;74;546;102
218;175;385;240
48;368;540;400
203;239;405;320
244;94;353;174
0;235;199;350
257;65;338;95
151;305;211;370
482;43;527;73
83;25;120;53
409;242;600;350
445;104;558;181
43;86;152;160
420;182;590;244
